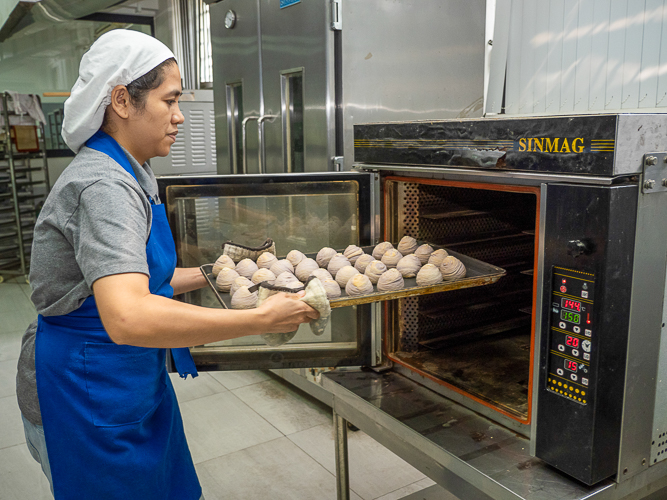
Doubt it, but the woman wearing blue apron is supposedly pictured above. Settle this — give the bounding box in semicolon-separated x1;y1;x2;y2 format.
16;30;318;500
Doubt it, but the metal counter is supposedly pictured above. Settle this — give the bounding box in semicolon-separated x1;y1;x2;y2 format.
322;370;667;500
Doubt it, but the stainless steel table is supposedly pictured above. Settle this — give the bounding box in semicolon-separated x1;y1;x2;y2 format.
322;370;667;500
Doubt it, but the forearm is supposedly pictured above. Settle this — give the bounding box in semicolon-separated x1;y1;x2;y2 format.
103;292;265;348
93;273;317;348
171;267;208;295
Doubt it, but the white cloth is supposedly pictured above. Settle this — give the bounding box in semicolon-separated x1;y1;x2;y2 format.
2;92;46;124
61;30;175;153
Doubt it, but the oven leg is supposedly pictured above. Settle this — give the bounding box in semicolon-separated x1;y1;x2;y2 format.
333;410;350;500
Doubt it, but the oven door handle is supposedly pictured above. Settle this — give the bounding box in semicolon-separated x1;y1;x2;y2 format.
257;114;279;174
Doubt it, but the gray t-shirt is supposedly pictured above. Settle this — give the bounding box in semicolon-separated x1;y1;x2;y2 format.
16;144;161;425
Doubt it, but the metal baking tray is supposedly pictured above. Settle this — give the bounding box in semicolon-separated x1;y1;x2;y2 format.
200;245;505;309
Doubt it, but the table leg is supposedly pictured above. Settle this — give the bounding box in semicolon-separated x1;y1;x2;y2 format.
333;410;350;500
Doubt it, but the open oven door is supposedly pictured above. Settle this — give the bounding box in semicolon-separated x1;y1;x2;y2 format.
156;171;375;371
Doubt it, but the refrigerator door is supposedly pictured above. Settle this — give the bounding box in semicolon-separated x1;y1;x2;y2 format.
157;171;374;371
210;0;262;175
259;0;335;173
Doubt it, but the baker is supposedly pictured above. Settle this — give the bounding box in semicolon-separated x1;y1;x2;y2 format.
16;29;318;500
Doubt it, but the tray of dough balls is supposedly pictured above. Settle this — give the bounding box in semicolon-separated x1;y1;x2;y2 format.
201;236;506;309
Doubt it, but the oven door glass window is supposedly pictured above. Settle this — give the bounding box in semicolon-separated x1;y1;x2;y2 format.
160;173;373;371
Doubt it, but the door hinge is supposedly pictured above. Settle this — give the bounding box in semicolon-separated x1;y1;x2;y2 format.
332;156;344;171
330;0;342;30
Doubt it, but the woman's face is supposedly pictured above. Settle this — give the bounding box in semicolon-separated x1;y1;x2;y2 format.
125;63;184;164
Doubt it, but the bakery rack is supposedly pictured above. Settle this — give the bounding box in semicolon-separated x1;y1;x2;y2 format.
0;92;50;283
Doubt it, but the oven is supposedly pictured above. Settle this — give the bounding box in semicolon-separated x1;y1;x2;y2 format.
157;113;667;495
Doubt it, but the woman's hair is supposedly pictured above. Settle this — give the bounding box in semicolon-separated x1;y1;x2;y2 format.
101;57;177;132
126;57;177;111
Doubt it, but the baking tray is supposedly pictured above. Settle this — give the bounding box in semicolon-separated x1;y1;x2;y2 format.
200;245;506;309
201;247;505;309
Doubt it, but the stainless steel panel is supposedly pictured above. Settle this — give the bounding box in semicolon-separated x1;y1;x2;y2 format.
324;370;667;500
614;115;667;176
270;368;334;406
651;258;667;466
506;2;528;113
210;0;262;174
259;0;334;173
618;187;667;480
530;183;548;456
370;172;381;366
342;0;486;171
353;164;618;187
484;0;512;114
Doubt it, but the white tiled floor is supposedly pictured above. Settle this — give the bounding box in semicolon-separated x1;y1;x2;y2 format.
0;280;438;500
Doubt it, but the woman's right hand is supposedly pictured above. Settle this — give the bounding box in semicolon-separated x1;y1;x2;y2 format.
255;292;319;334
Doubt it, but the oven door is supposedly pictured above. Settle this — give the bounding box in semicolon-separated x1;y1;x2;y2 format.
156;171;375;371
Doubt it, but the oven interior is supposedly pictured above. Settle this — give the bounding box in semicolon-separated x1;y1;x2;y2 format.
385;179;539;422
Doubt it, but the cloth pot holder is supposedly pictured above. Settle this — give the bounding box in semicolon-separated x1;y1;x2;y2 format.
255;277;331;347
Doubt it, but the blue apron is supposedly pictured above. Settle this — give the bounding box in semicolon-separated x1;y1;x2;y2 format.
35;131;201;499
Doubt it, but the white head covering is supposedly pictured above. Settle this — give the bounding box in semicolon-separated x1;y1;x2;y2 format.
61;30;176;153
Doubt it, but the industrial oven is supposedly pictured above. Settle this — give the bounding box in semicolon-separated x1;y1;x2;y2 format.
157;114;667;498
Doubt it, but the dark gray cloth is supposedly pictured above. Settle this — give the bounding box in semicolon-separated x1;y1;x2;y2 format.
16;145;160;425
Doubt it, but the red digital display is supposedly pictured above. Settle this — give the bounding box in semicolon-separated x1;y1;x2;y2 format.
561;298;582;312
564;359;578;373
565;336;579;348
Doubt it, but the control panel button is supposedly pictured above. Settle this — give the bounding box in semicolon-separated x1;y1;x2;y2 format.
585;329;592;337
582;378;589;386
573;326;580;333
582;340;592;352
581;291;589;298
558;344;565;352
572;349;579;357
583;353;590;361
571;374;578;381
559;321;567;329
557;368;564;376
560;285;567;293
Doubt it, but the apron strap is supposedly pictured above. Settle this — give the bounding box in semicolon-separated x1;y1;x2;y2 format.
86;130;157;204
171;348;198;379
85;130;198;380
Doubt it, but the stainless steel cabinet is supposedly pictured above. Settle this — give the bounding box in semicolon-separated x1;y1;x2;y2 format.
211;0;333;175
208;0;486;175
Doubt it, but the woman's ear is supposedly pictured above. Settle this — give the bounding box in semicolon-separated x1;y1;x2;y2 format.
109;85;131;119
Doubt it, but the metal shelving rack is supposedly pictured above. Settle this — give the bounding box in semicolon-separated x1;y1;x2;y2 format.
0;92;50;283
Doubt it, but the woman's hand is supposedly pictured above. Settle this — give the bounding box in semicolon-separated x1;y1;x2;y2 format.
255;291;320;334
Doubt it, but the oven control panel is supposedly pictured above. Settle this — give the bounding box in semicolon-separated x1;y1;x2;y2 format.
536;182;636;485
546;266;595;406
